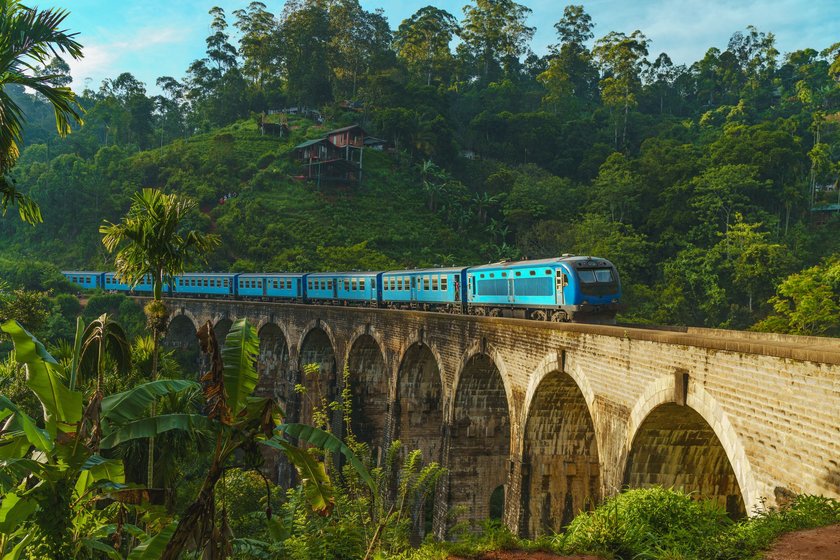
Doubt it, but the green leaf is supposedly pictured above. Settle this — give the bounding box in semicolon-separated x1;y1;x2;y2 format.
1;531;34;560
0;395;52;454
127;521;177;560
101;379;200;425
75;455;125;497
222;318;260;417
0;493;36;534
275;423;374;491
0;320;82;434
69;316;85;391
261;437;334;515
82;539;122;560
100;413;215;449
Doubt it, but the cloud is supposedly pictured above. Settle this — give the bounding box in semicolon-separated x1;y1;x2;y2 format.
66;26;188;90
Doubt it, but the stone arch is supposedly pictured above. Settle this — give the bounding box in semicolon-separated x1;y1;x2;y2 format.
296;324;338;427
163;313;200;375
448;352;511;527
213;317;233;344
395;341;445;464
623;378;755;517
449;340;513;423
345;332;389;454
521;353;600;536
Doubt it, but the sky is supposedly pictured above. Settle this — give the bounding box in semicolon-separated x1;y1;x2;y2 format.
50;0;840;94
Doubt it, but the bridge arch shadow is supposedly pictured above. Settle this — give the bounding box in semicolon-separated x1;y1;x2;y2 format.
164;313;200;375
448;351;511;529
394;342;445;463
257;322;294;487
345;333;389;458
522;355;600;537
624;380;754;518
296;324;338;428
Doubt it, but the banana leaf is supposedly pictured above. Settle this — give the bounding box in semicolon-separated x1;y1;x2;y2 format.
221;319;260;417
101;379;200;425
100;413;215;449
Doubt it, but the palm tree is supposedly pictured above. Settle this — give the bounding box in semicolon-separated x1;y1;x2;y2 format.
100;187;220;488
0;0;84;224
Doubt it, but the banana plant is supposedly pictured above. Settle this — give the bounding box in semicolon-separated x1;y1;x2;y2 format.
0;319;200;558
159;318;373;560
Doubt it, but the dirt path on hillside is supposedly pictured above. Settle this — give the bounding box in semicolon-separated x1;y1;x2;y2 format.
763;524;840;560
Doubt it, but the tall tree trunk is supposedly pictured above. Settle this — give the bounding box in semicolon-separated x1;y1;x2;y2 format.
147;326;159;489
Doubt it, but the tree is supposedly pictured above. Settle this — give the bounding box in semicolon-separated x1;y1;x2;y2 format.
753;256;840;335
100;188;220;489
460;0;534;83
279;3;333;107
395;6;460;86
233;2;278;91
0;319;198;557
593;30;650;149
0;0;84;224
592;152;642;223
538;5;598;113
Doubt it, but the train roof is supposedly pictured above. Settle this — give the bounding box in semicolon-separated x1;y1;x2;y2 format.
468;256;613;271
174;272;238;277
307;271;380;277
237;272;305;278
62;270;102;275
384;266;468;275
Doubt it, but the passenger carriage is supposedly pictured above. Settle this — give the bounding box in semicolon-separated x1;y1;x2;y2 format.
172;273;236;297
102;272;156;294
381;267;467;312
304;272;380;306
63;271;103;290
237;273;304;300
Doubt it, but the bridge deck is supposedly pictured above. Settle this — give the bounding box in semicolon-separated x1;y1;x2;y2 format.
158;298;840;365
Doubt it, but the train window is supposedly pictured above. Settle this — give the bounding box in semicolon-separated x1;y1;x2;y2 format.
432;277;438;290
344;280;349;290
480;274;485;278
351;279;357;290
530;270;536;276
441;277;448;291
423;277;430;290
489;273;494;278
307;280;313;290
203;279;208;287
286;279;292;289
391;278;396;290
224;280;229;287
545;270;552;275
515;271;521;276
360;279;366;290
501;272;507;277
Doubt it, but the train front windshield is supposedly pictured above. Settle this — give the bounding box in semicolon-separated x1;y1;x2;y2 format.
577;268;618;295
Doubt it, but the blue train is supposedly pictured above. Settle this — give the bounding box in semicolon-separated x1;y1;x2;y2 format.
63;255;621;322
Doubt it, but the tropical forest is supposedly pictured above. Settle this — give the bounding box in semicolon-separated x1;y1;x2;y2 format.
0;0;839;558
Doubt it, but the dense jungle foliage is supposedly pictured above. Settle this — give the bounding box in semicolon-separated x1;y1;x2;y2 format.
2;1;840;334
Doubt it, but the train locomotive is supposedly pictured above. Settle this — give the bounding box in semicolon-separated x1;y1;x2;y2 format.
63;255;621;323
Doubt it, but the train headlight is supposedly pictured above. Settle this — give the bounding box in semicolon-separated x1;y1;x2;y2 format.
612;298;618;303
582;300;589;305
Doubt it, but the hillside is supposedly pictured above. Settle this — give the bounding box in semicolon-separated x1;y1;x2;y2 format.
1;116;486;272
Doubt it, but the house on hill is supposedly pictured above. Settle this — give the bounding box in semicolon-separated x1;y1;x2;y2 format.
293;124;369;186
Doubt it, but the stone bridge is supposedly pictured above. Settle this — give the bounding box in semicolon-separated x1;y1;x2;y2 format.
158;298;840;538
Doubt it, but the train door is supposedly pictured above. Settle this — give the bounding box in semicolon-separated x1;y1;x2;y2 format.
555;269;566;305
410;275;417;302
332;278;338;299
507;276;515;303
262;279;267;298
